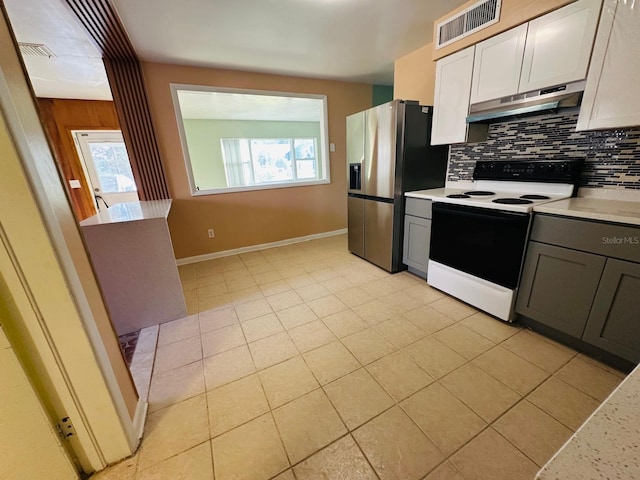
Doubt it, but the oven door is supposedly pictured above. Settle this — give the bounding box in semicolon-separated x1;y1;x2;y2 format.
430;202;531;289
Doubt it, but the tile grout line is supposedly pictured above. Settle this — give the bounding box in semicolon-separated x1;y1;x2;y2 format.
160;237;621;480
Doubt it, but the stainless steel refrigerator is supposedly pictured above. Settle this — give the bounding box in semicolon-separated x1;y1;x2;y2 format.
347;100;448;272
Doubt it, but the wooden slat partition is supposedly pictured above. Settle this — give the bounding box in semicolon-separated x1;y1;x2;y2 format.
63;0;170;200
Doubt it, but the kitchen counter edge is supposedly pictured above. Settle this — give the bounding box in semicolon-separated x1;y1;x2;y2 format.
79;199;172;227
533;197;640;226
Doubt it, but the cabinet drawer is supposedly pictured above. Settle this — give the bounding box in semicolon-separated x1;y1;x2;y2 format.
405;198;432;219
531;214;640;263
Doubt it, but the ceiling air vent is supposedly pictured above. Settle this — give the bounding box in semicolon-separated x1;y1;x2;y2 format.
18;42;56;58
436;0;502;49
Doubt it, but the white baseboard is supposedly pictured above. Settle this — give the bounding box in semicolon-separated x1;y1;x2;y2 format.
176;229;347;266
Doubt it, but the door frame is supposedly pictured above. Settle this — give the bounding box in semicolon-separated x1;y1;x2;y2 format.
0;6;140;474
72;129;139;210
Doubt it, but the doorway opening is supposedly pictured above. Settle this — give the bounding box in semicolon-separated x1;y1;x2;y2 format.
72;130;139;211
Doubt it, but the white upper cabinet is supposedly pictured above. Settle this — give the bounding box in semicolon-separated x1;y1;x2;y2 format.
432;46;478;145
470;24;528;104
519;0;602;93
468;0;602;105
577;0;640;131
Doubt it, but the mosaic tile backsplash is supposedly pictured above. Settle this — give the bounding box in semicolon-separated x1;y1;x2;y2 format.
447;110;640;190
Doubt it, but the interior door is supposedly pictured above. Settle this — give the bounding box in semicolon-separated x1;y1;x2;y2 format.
74;131;139;209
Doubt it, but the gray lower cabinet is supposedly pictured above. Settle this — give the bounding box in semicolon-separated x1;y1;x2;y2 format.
517;242;606;338
516;213;640;363
403;198;432;279
583;259;640;363
403;215;431;278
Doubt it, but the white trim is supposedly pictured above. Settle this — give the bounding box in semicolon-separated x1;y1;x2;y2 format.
427;260;516;321
132;400;147;443
192;178;330;196
176;229;347;265
128;324;158;445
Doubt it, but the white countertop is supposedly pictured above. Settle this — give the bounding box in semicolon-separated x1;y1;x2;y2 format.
537;363;640;479
409;184;640;226
79;199;172;227
534;197;640;226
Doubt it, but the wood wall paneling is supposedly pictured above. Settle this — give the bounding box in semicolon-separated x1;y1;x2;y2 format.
38;98;120;221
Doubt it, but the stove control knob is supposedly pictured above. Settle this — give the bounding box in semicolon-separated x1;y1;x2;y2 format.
559;163;569;173
547;164;556;172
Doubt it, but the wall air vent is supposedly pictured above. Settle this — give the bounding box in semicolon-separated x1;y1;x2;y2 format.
18;42;56;58
436;0;502;49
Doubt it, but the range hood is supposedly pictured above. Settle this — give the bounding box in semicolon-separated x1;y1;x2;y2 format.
466;80;586;124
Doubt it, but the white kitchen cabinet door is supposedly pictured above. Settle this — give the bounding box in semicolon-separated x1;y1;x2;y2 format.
432;46;475;145
470;24;528;104
577;0;640;131
519;0;602;93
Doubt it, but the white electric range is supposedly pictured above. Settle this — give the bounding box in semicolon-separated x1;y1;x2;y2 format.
412;159;583;322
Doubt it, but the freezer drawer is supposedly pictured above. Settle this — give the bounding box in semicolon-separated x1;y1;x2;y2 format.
348;195;364;258
364;198;394;271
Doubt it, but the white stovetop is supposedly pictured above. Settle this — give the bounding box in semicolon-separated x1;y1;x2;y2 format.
406;180;574;214
409;183;640;224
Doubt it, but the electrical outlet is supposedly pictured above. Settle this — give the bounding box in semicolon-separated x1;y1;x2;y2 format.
208;229;215;238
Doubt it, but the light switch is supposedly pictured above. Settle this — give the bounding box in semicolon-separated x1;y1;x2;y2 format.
69;179;81;189
329;143;335;152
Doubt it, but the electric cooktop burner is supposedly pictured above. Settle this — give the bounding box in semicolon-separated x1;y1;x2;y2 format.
520;194;551;200
492;198;534;205
464;190;495;196
447;194;470;198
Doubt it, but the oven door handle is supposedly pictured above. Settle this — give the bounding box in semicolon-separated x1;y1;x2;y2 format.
432;202;530;221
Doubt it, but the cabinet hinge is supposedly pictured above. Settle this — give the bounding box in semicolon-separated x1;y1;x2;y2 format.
55;417;76;441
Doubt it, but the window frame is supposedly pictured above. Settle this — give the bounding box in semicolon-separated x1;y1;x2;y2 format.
170;84;331;196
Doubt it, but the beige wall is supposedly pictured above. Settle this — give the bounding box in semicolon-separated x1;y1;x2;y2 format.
393;42;437;105
142;62;373;259
433;0;575;60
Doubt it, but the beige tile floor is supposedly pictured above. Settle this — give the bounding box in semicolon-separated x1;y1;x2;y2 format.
92;234;626;480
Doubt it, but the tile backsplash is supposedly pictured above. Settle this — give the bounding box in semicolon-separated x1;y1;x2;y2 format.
447;110;640;190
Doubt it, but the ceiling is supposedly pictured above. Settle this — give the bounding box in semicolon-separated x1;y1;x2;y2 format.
4;0;468;101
